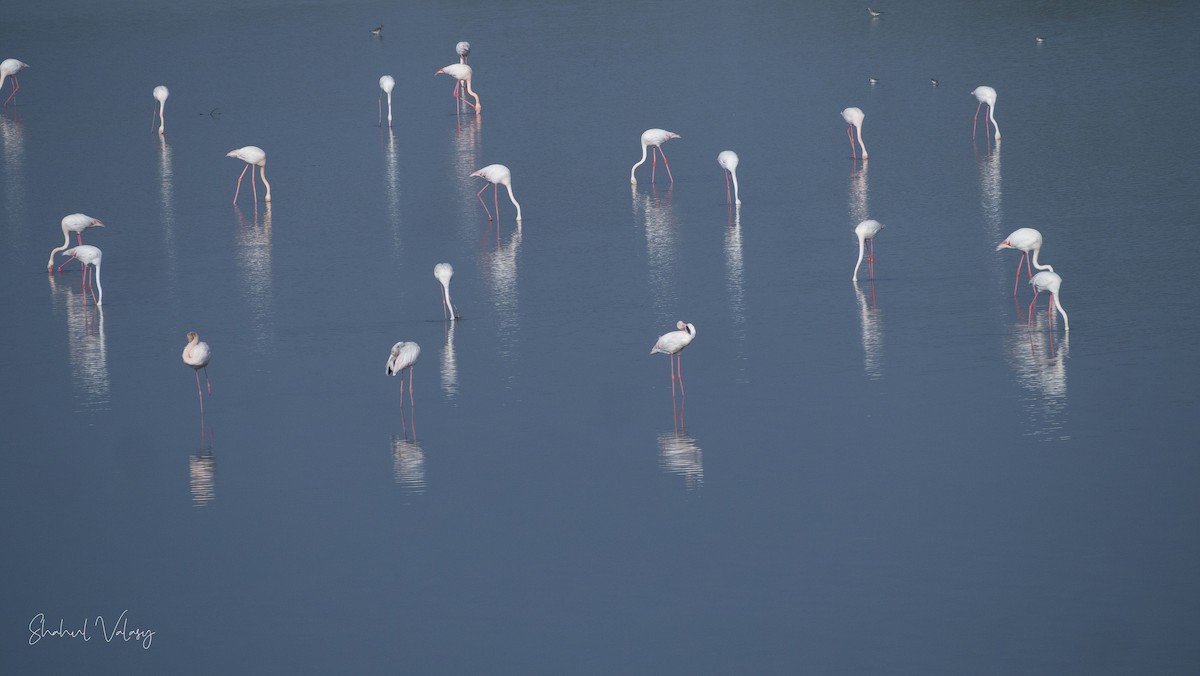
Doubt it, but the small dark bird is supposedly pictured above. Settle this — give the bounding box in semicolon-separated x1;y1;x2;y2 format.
370;25;383;36
869;77;879;86
930;78;940;87
1035;36;1045;43
867;7;882;17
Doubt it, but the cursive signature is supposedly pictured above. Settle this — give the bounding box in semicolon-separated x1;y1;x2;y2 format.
29;610;155;649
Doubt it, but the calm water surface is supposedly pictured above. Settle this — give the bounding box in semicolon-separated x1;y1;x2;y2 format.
3;0;1200;673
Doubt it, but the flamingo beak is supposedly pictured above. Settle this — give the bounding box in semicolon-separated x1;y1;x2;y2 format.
995;241;1008;251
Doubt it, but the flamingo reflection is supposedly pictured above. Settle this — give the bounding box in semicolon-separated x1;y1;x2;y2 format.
853;281;884;379
441;320;458;399
483;226;521;360
1007;315;1069;441
725;206;748;381
235;204;273;349
634;184;679;320
652;321;696;431
49;274;109;412
189;450;216;507
391;435;426;492
657;432;703;490
0;115;27;238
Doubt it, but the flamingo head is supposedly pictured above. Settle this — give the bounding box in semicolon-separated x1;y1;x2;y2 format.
668;133;681;140
91;219;105;228
995;240;1012;251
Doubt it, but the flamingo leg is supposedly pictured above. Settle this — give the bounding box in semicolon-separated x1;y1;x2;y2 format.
250;164;258;203
676;353;685;425
724;170;731;204
195;369;206;415
493;184;500;221
659;147;675;183
86;265;99;304
1027;297;1036;328
668;353;676;403
651;147;658;183
204;366;212;395
233;164;250;204
868;238;875;279
476;183;494;221
847;125;857;160
972;101;983;139
3;76;19;107
1012;253;1027;296
408;367;416;440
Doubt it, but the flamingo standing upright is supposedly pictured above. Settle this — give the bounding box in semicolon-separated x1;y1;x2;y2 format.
630;129;681;185
436;64;480;113
841;107;869;160
972;86;1001;141
717;151;741;205
378;75;395;127
996;228;1053;296
226;146;271;204
386;342;421;434
456;41;470;63
1029;271;1069;331
1;59;28;108
152;85;169;135
852;219;884;282
183;331;213;412
434;263;460;320
651;321;697;405
62;245;103;306
47;213;104;271
470;164;522;222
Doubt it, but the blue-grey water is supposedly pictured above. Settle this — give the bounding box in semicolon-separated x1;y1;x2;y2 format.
3;0;1200;673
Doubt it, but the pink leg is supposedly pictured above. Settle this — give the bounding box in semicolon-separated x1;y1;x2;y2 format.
724;170;731;204
1027;297;1036;328
250;165;258;203
3;76;18;107
868;239;875;279
195;369;205;416
476;183;494;220
847;126;857;160
676;354;685;424
659;147;675;183
1048;294;1054;325
408;367;416;440
493;184;500;221
233;164;249;204
972;101;983;139
651;147;658;183
1012;253;1026;296
668;354;676;402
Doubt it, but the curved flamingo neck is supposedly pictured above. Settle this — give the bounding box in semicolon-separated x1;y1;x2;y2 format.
1052;293;1068;331
631;143;649;184
1030;247;1052;272
853;235;866;281
855;125;869;159
92;261;103;306
442;285;457;320
463;79;481;112
989;104;1001;139
158;100;166;135
504;182;522;221
259;164;271;202
47;228;72;269
729;170;740;204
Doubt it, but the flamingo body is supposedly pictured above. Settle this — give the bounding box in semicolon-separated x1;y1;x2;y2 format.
183;331;213;410
48;213;105;270
1029;271;1069;331
652;321;697;356
226;145;271;204
852;219;883;281
997;227;1053;295
152;85;169;135
386;341;421;376
630;128;681;185
972;86;1001;140
434;263;460;320
63;245;103;305
1;58;28;107
470;164;522;222
436;63;480;113
841;107;868;160
717;150;741;205
379;75;395;127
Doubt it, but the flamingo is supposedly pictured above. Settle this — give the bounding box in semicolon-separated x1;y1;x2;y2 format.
996;228;1053;296
972;86;1001;140
226;146;271;205
1;59;28;108
182;332;213;413
651;321;697;405
47;213;104;271
435;64;480;113
630;128;681;185
717;151;741;205
386;341;421;426
470;164;522;222
1029;271;1069;331
434;263;460;320
841;107;868;160
62;245;103;306
152;85;169;135
852;219;883;282
456;41;470;63
378;75;395;127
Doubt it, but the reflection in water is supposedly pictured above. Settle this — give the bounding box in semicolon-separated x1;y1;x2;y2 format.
390;435;426;492
1006;315;1069;441
189;450;216;507
383;128;402;255
235;205;273;350
853;281;884;379
451;116;481;232
49;275;110;413
634;185;679;322
978;140;1002;244
483;226;521;362
1;115;26;244
657;432;703;490
159;136;178;289
440;320;458;399
724;206;748;381
848;160;869;225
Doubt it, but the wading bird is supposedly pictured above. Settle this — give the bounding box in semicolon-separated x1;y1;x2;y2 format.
1;59;28;107
62;245;103;306
152;85;169;135
1029;271;1069;331
378;75;395;127
996;228;1053;296
853;219;883;282
435;263;460;320
470;164;522;222
841;107;868;160
226;146;271;204
436;64;480;113
630;128;680;185
48;213;104;271
717;151;741;205
972;86;1001;141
